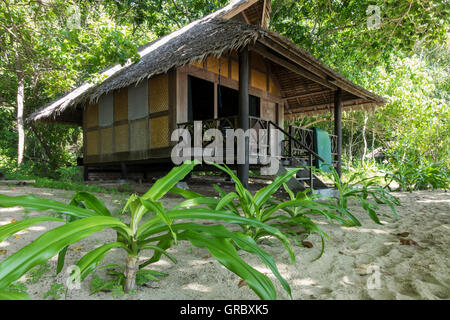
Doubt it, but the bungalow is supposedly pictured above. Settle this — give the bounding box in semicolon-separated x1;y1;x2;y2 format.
29;0;386;189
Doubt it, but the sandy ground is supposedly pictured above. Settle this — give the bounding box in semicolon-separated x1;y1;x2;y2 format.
0;184;448;300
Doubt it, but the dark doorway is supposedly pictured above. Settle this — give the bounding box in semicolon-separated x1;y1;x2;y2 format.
188;76;214;121
217;85;260;118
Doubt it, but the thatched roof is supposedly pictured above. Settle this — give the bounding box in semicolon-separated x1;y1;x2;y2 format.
29;0;386;122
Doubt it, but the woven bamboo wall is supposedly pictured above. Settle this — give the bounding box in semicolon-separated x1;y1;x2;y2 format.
114;124;129;153
130;119;148;151
84;71;173;164
98;93;114;127
149;74;169;113
85;103;98;128
114;88;128;122
128;81;149;120
86;131;99;155
100;127;113;155
150;116;169;149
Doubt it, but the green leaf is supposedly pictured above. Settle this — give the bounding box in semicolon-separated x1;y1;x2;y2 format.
140;245;177;264
142;161;198;201
137;208;295;263
253;168;299;210
0;216;131;288
71;192;111;216
0;217;65;242
141;199;177;242
179;230;276;300
139;238;173;269
0;290;30;300
173;223;291;298
76;242;130;281
170;197;219;211
215;192;238;211
0;194;97;218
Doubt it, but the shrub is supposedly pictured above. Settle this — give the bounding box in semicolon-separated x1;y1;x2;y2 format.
385;154;449;191
0;161;291;300
324;167;400;225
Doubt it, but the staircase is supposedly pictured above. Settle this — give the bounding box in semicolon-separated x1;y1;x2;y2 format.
267;122;338;194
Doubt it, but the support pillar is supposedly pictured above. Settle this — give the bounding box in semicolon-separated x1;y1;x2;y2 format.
83;166;89;182
237;46;249;188
120;162;128;180
334;89;342;177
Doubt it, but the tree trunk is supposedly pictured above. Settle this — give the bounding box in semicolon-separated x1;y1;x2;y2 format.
348;115;354;169
371;130;376;162
17;75;25;166
124;255;138;293
362;111;368;166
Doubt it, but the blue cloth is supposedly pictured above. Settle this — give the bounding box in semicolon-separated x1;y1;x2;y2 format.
312;127;333;172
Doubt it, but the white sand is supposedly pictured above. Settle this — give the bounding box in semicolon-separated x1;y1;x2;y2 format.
0;186;448;300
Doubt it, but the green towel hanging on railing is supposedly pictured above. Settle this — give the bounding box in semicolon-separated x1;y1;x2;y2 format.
312;127;333;172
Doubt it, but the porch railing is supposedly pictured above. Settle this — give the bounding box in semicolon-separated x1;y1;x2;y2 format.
282;125;338;158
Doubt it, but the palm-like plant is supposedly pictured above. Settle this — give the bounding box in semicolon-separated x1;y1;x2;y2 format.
0;161;292;300
172;163;352;260
325;167;400;225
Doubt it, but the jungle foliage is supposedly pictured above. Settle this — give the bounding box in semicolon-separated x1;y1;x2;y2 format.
0;0;448;182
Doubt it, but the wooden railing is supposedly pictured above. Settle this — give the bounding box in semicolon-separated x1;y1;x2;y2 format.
176;116;271;163
176;118;335;170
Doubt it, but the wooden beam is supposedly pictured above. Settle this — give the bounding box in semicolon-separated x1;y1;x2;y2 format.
261;0;270;28
258;38;328;80
251;44;337;91
262;37;384;103
286;98;365;113
285;102;376;118
241;12;250;24
283;89;334;100
222;0;259;19
329;79;376;101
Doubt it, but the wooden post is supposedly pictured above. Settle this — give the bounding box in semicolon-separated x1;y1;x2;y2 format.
83;166;89;182
237;46;249;188
120;162;128;180
334;89;342;177
289;125;293;158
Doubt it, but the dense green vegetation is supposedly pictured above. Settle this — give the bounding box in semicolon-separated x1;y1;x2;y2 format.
0;0;448;184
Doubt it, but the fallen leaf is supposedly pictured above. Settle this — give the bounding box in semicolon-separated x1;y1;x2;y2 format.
238;279;247;288
302;241;313;248
202;254;211;259
72;246;84;252
396;232;410;237
11;219;17;223
202;222;214;225
0;250;6;255
14;234;21;239
354;265;371;275
400;238;418;246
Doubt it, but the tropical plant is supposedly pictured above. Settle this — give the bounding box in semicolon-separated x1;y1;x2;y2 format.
324;167;400;225
172;163;354;260
0;161;292;300
384;154;449;191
